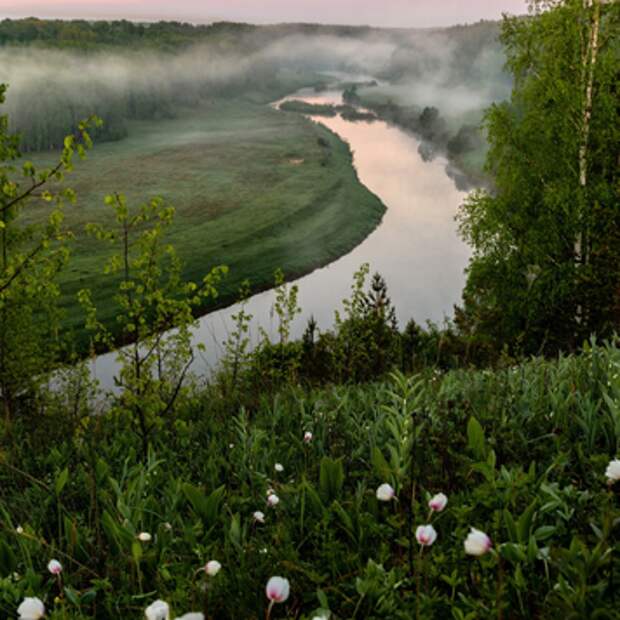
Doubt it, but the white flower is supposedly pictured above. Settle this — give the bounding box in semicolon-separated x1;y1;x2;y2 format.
428;493;448;513
415;524;438;547
47;559;63;575
174;614;205;620
259;547;268;554
137;532;152;542
253;511;266;524
605;458;620;483
376;483;395;502
304;431;313;443
266;487;275;496
16;525;24;535
464;528;492;556
274;463;284;473
163;522;172;531
229;443;235;449
267;493;280;507
266;576;290;603
17;597;45;620
145;599;170;620
205;560;221;576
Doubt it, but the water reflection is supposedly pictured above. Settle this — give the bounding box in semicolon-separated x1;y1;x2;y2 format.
92;91;470;391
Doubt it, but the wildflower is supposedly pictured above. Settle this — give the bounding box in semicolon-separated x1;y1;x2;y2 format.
205;560;221;576
259;547;268;554
464;528;492;556
174;614;205;620
17;597;45;620
428;493;448;512
415;524;438;546
274;463;284;473
376;483;395;502
253;511;266;524
304;431;313;443
229;443;235;449
266;576;290;603
605;458;620;484
16;525;24;535
163;522;173;531
137;532;152;542
47;559;63;575
267;493;280;507
145;599;170;620
266;487;275;496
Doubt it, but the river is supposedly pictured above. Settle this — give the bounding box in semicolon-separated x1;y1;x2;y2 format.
91;89;471;392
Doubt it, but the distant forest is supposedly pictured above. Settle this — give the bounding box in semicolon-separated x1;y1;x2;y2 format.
0;18;507;152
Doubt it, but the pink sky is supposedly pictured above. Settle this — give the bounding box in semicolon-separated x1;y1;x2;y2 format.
0;0;529;27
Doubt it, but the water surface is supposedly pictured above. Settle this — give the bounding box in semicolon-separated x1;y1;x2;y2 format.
92;91;470;390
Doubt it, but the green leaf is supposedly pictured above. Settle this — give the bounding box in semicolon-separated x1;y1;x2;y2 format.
55;467;69;496
467;416;486;460
182;483;225;527
319;457;344;504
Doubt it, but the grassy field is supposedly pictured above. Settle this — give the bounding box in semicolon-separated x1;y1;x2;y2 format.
27;98;385;344
2;338;619;618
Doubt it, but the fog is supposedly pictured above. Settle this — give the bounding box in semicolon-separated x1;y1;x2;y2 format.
0;23;511;150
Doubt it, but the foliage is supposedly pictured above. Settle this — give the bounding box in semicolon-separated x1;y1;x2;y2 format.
0;82;99;425
1;338;620;618
78;193;227;460
457;0;620;356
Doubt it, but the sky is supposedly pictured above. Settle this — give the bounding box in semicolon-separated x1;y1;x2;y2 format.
0;0;529;28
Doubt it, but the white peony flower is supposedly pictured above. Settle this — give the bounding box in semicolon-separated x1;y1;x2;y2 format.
205;560;221;576
428;493;448;512
17;597;45;620
415;524;438;546
605;458;620;483
376;483;396;502
464;528;492;556
266;576;290;603
145;599;170;620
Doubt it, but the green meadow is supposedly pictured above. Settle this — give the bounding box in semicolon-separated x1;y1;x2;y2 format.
26;100;385;343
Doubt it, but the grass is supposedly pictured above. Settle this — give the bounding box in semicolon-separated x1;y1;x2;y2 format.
26;98;385;344
1;339;619;618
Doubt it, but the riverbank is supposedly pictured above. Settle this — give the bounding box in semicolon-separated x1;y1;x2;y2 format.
27;97;386;353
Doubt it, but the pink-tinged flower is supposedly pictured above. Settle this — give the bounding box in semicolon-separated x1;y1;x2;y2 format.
376;483;395;502
253;511;266;524
415;524;438;546
605;459;620;484
145;599;170;620
204;560;221;576
464;528;492;556
266;576;290;603
47;559;63;575
428;493;448;512
304;431;313;443
267;493;280;507
17;597;45;620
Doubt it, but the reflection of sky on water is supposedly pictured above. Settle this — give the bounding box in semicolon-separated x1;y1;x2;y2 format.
92;91;470;391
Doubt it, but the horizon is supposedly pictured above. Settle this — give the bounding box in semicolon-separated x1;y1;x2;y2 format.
0;0;529;29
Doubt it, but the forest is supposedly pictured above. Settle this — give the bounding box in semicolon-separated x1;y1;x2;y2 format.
0;1;619;618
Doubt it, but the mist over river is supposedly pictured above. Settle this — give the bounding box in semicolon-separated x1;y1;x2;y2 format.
91;89;471;392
